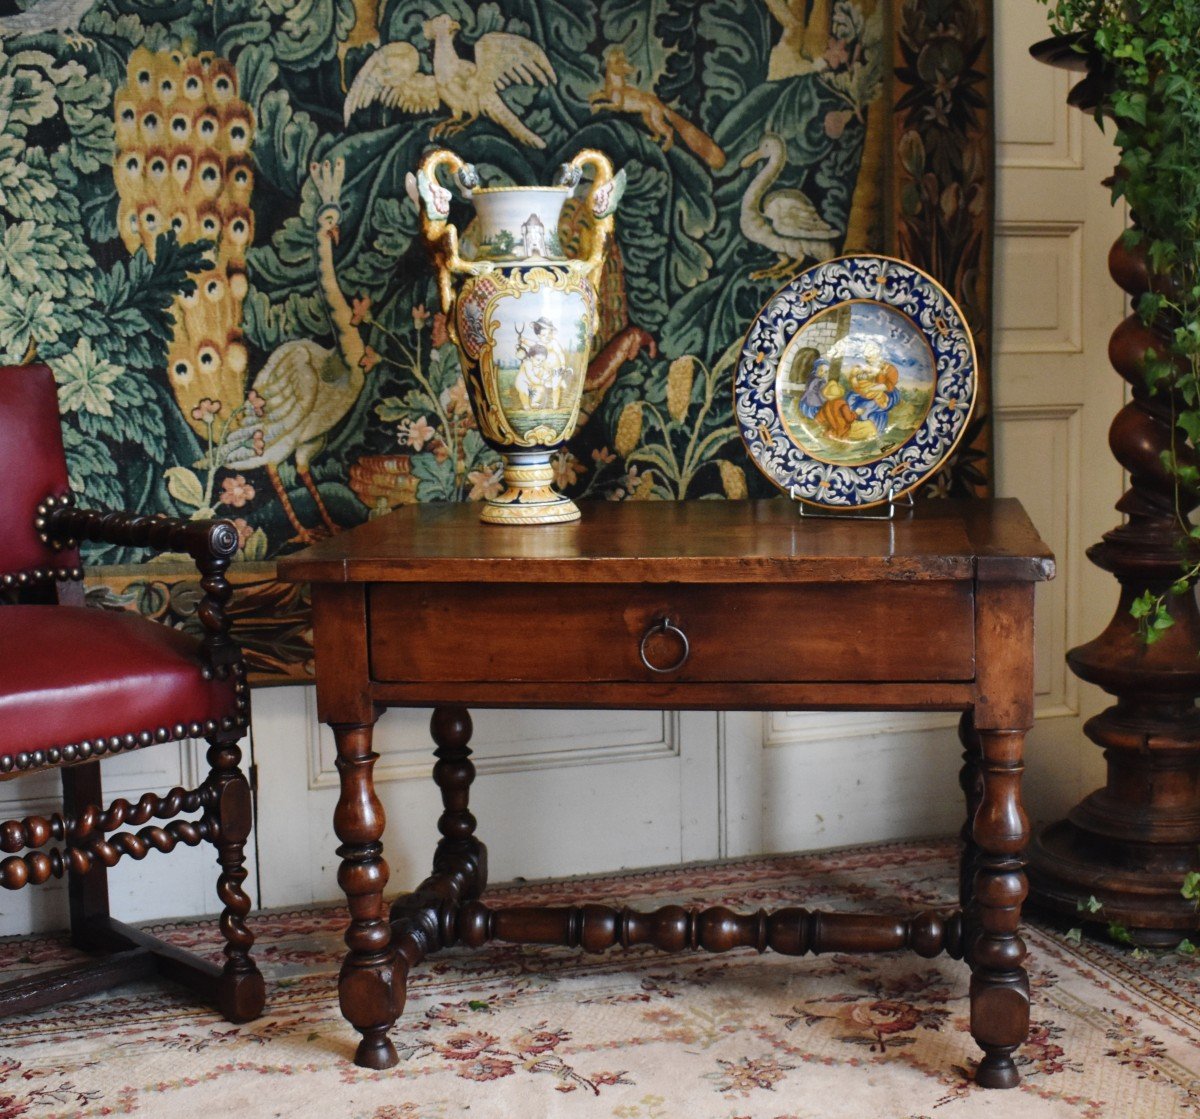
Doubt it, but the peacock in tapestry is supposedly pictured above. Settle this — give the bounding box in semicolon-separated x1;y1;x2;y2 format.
112;47;255;438
222;159;379;544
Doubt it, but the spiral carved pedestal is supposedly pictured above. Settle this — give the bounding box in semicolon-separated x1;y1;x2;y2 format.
1026;37;1200;943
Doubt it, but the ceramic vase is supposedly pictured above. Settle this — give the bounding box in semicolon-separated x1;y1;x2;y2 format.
407;148;624;525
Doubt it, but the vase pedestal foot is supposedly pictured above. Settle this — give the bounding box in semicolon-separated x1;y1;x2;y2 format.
480;456;580;526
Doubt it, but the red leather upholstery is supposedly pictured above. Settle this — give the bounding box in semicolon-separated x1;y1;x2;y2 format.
0;365;80;577
0;606;236;760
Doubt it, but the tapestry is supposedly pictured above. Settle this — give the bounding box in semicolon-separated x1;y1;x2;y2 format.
0;0;994;682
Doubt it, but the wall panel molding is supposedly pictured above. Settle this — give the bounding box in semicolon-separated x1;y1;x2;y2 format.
996;221;1084;355
995;403;1083;721
308;692;680;789
995;2;1083;171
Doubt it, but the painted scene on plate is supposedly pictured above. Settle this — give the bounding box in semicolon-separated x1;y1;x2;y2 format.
776;301;935;466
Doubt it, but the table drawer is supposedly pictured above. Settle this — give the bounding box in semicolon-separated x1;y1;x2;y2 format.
368;582;975;684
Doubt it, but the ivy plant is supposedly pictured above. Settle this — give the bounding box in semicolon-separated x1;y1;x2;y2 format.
1040;1;1200;641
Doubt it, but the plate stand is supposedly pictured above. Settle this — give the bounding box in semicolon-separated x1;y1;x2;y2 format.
791;486;915;521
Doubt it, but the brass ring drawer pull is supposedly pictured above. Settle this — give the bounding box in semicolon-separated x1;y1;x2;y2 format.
639;616;690;674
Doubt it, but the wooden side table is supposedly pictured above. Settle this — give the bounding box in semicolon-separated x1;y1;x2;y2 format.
278;498;1053;1088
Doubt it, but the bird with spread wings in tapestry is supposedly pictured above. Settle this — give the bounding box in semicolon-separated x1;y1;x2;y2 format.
343;12;556;149
0;0;95;48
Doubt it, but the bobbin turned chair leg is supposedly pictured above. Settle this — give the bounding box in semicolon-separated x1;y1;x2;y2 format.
203;731;265;1022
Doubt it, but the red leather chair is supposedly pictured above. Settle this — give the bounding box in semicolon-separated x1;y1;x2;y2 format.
0;364;264;1022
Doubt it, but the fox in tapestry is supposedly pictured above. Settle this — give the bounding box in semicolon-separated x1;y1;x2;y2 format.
0;0;994;676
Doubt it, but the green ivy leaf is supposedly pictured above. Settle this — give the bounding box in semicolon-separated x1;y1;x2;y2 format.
1107;920;1135;945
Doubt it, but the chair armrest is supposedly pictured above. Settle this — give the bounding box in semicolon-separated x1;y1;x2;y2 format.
41;498;242;673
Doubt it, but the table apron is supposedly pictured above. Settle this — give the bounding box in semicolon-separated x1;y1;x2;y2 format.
366;580;977;687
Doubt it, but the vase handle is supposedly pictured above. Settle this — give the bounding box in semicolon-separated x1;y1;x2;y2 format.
562;150;626;291
406;148;478;317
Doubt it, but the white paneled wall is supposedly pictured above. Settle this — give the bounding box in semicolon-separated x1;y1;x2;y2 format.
1;0;1125;933
991;0;1125;827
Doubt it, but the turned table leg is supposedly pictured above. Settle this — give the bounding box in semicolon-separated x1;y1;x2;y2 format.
391;706;488;965
967;577;1036;1088
968;727;1030;1090
332;720;404;1070
958;712;984;911
431;706;488;897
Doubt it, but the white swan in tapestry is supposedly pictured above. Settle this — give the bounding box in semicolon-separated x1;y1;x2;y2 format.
740;131;840;280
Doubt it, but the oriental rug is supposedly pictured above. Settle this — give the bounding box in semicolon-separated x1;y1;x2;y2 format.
6;839;1195;1119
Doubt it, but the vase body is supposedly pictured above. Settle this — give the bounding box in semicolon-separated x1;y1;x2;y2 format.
408;150;624;525
454;263;596;523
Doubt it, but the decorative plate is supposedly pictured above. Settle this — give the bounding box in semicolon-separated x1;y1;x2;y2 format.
734;255;976;508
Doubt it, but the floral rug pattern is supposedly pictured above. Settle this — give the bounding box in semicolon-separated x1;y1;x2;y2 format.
2;840;1198;1118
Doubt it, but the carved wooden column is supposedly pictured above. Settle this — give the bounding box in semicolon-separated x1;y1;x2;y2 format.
1027;36;1200;945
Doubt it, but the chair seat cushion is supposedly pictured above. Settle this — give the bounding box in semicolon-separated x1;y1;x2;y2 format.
0;606;238;763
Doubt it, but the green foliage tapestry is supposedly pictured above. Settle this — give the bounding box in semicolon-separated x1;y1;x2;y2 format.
0;0;994;681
